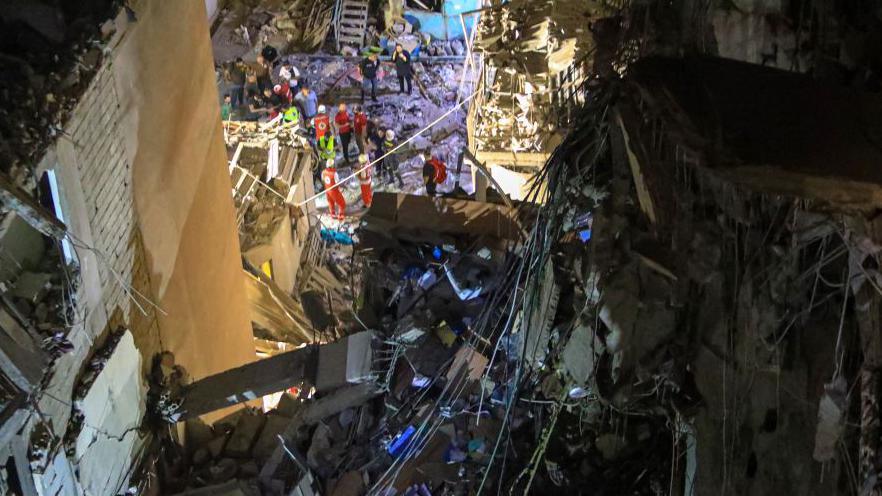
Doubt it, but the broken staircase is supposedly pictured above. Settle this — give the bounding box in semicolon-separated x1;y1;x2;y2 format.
334;0;368;49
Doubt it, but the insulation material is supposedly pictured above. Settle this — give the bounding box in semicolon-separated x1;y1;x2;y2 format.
74;331;145;495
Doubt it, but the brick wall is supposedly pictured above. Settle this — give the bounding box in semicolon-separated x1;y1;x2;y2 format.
64;64;136;321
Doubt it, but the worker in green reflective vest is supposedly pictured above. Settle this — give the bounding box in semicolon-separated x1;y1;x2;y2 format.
318;133;336;163
282;104;300;125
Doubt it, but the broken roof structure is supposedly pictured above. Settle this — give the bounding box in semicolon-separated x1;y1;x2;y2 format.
619;56;882;216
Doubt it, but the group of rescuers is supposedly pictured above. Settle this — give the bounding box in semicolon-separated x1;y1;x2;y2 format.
225;44;445;221
309;99;447;222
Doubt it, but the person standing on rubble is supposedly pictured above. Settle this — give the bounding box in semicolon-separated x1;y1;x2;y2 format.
254;55;273;92
322;159;347;220
295;85;318;120
224;58;246;108
382;130;405;188
279;61;300;91
353;105;369;155
357;153;373;208
358;52;381;102
391;44;414;95
334;103;354;164
314;104;331;141
421;152;447;196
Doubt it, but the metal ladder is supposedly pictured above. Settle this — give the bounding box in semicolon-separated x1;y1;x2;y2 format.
334;0;368;50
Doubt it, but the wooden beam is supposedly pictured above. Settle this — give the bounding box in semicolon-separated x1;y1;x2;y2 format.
177;346;318;420
462;148;512;208
473;150;550;167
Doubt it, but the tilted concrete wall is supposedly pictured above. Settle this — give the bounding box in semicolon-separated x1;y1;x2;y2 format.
21;0;256;493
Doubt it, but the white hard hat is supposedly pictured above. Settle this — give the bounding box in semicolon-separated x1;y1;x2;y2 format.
326;158;334;167
385;129;395;140
318;104;327;113
358;154;369;164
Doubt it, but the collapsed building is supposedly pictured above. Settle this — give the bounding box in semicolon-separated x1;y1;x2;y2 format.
1;0;882;495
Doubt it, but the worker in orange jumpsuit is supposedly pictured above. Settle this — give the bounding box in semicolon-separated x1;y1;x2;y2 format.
321;158;346;220
313;104;330;140
357;154;373;208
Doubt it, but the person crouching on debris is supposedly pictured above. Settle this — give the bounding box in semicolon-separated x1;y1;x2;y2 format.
334;102;353;164
318;132;336;164
282;104;300;127
314;104;331;141
353;105;369;155
357;154;373;208
421;152;447;196
383;130;405;188
273;84;292;106
322;159;346;220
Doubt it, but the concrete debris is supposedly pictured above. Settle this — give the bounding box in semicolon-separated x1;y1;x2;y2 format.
813;377;847;462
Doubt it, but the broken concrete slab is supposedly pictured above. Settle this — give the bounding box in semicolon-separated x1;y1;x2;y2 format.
252;414;291;462
224;411;267;458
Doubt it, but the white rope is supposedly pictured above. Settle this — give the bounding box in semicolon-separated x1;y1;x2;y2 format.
294;89;479;206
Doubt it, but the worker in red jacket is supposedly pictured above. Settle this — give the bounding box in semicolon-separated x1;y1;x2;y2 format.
421;153;447;196
352;105;369;155
357;154;373;208
321;158;346;220
334;102;353;164
314;104;330;140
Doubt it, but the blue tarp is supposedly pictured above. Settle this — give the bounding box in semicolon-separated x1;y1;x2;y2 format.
403;0;481;40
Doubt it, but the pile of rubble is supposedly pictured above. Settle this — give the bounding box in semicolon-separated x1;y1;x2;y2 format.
0;1;120;174
0;210;76;380
471;0;618;154
212;0;335;62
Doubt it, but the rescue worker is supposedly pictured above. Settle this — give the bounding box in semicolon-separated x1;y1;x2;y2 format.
314;104;331;140
322;159;347;220
421;152;447;196
382;129;405;188
318;133;336;164
282;104;300;126
369;123;385;162
334;102;353;164
357;154;373;208
273;84;292;105
353;105;369;155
